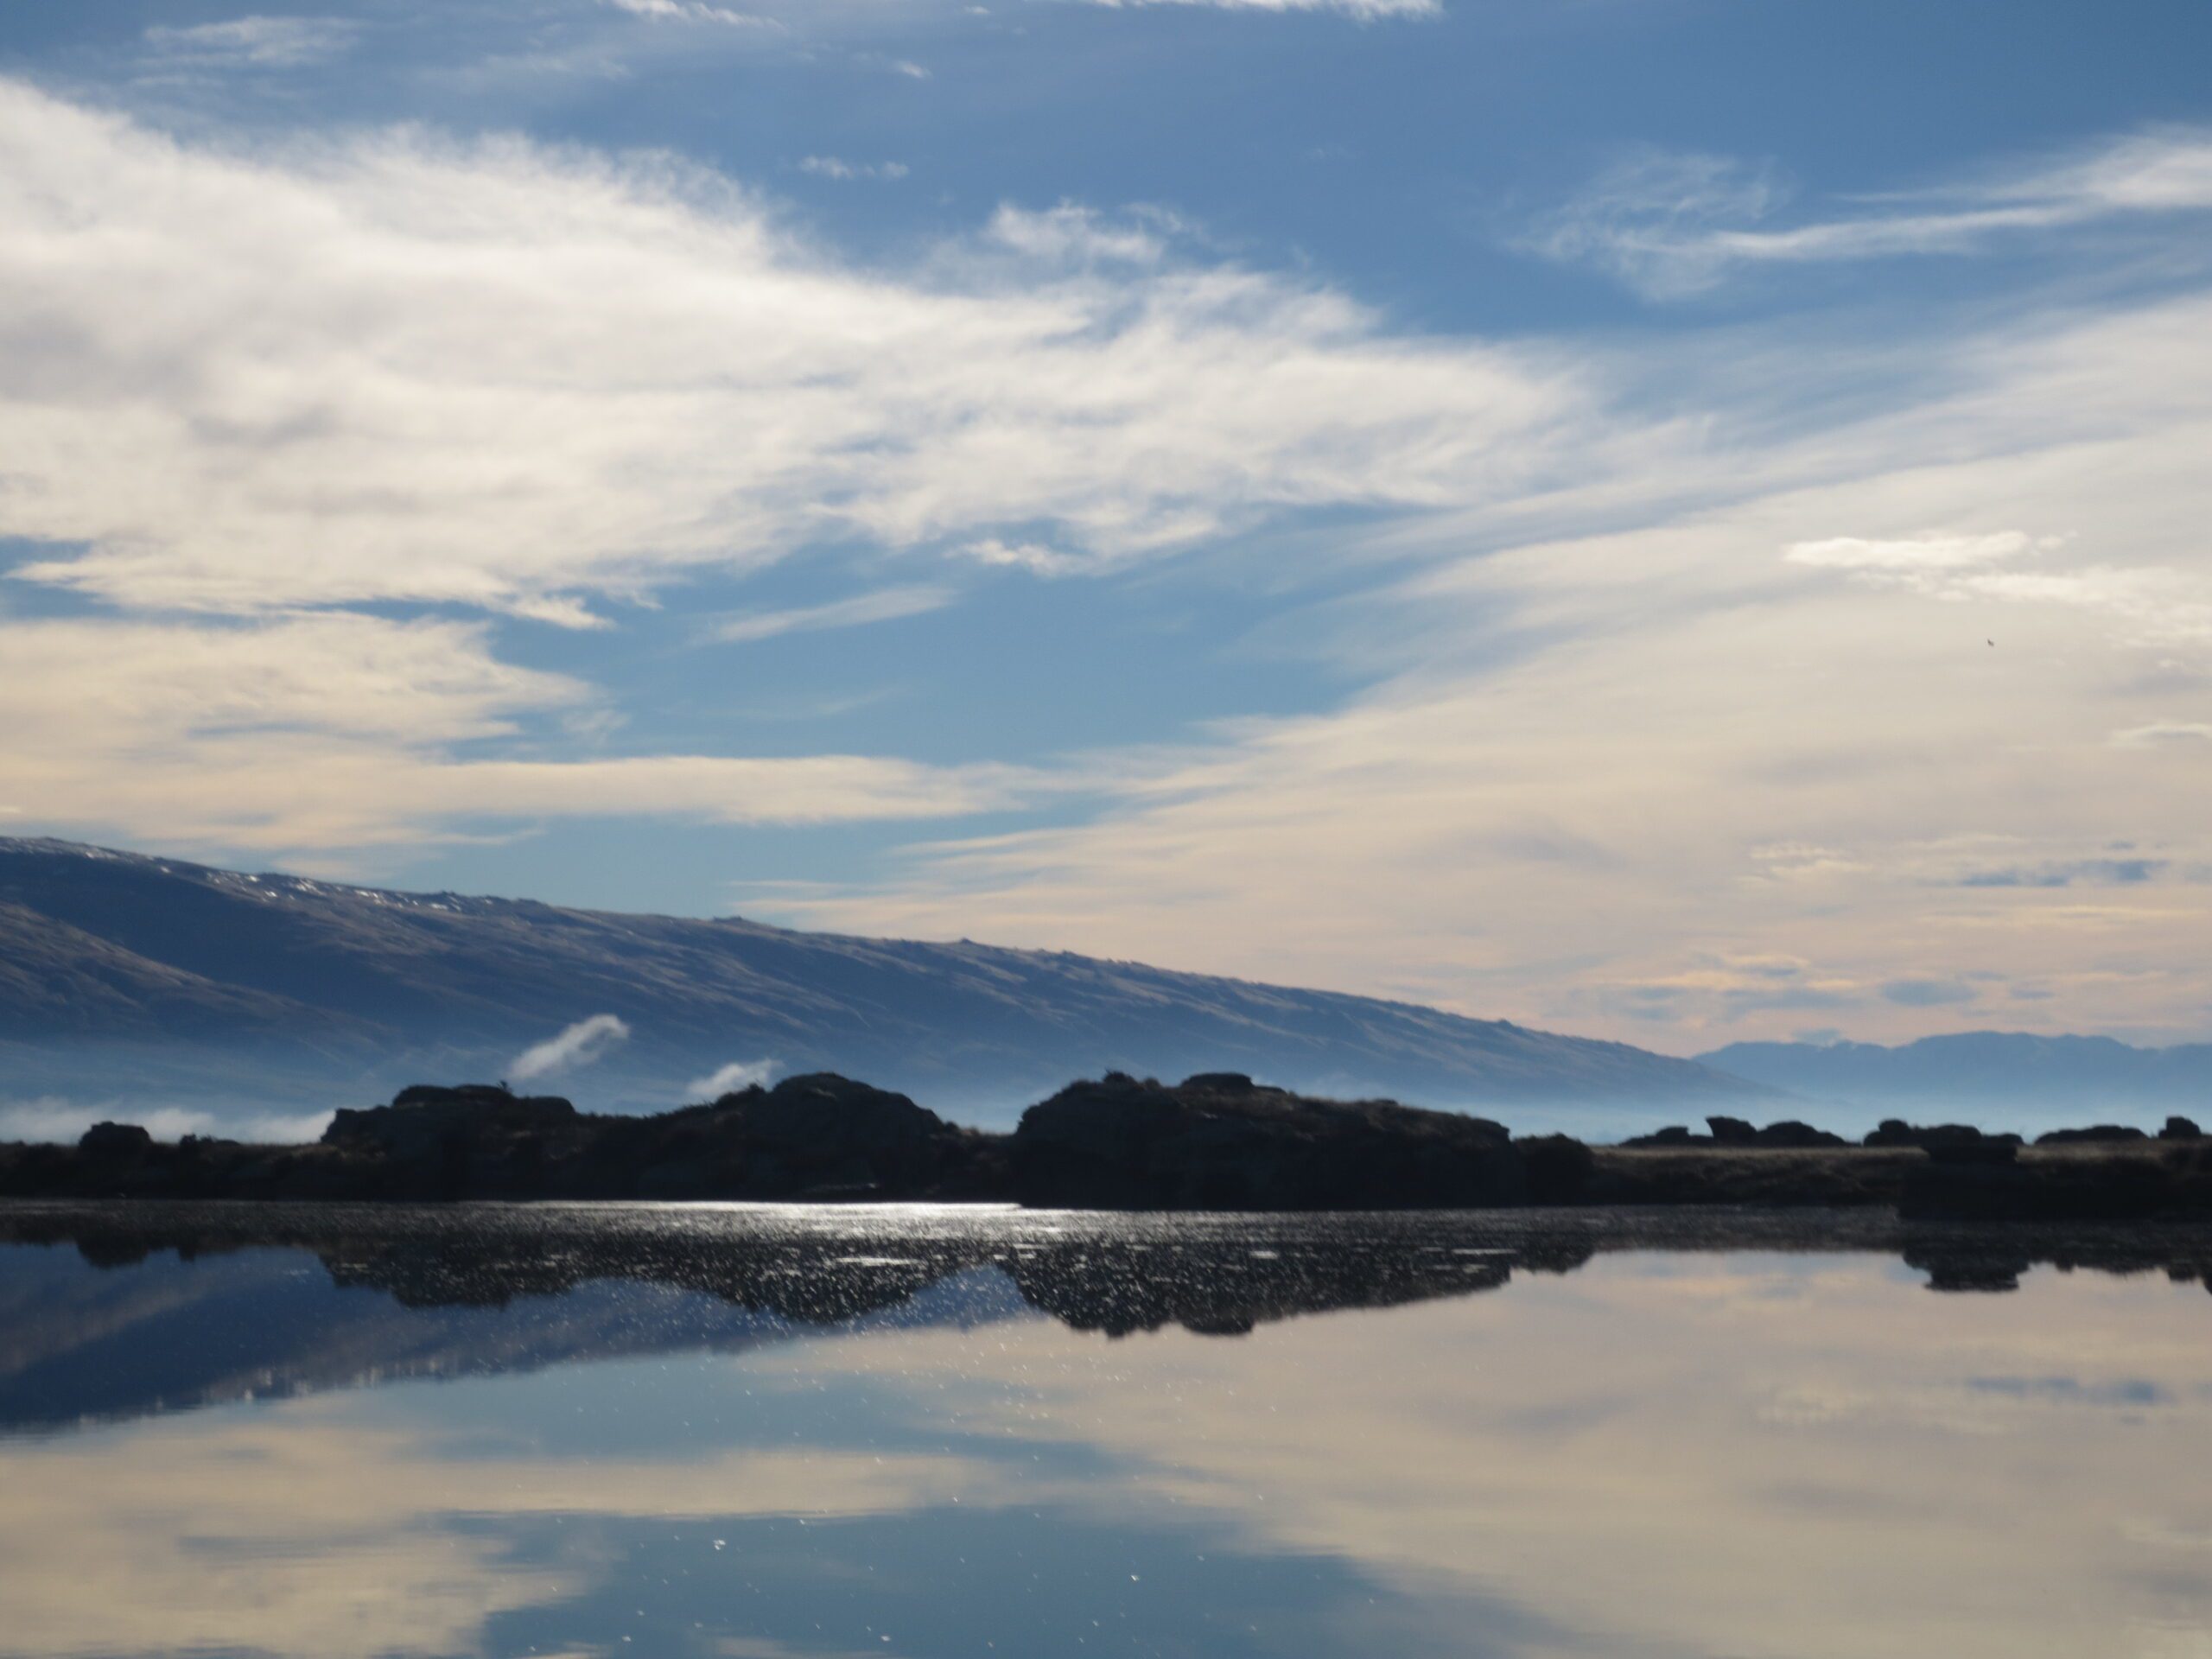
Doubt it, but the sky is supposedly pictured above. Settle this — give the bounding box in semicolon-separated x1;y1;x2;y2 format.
1;0;2209;1054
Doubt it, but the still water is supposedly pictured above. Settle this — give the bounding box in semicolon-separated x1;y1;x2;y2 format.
1;1202;2209;1658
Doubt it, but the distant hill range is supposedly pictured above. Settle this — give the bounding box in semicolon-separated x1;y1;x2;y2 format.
1698;1033;2212;1118
1;838;1760;1128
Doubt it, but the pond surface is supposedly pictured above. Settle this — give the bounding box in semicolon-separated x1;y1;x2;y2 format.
2;1203;2210;1658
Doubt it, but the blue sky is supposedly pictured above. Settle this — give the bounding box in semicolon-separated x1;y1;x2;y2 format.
3;0;2210;1051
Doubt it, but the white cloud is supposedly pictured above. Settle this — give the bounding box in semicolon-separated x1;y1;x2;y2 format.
983;201;1174;264
1523;149;1792;296
0;79;1583;620
1535;130;2212;296
4;81;2210;1047
685;1058;779;1097
798;156;909;181
0;613;1037;849
0;613;576;747
1786;533;2212;646
509;1013;631;1083
757;285;2212;1046
1083;0;1439;16
1784;531;2036;573
708;585;953;643
2112;722;2212;747
959;538;1084;576
142;16;359;68
602;0;779;26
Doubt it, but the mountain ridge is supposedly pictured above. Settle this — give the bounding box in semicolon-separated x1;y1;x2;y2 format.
1;837;1759;1128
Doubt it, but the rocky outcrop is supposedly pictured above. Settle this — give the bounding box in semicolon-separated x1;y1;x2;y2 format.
1900;1139;2212;1221
2035;1124;2149;1146
0;1075;1001;1203
4;1071;2210;1217
77;1122;155;1161
1007;1071;1525;1210
1863;1121;2022;1164
1512;1134;1599;1203
1624;1116;1849;1150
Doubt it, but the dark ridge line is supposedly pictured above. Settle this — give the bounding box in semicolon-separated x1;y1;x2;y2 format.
5;1073;2211;1221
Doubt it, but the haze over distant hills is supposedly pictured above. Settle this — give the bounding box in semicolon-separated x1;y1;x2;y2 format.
1698;1034;2212;1122
1;839;1762;1135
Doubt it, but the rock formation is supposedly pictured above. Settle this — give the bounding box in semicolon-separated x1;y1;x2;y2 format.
3;1072;2209;1218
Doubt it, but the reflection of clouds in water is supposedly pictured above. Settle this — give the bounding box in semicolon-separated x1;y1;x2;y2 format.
762;1255;2212;1659
3;1248;2212;1657
0;1400;1018;1659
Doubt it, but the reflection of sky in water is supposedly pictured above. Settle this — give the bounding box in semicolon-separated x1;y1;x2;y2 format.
2;1215;2211;1657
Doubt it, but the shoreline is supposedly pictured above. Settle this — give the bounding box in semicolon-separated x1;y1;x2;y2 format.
4;1070;2208;1222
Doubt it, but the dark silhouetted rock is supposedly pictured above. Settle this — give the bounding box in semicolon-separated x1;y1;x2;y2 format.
77;1122;152;1160
1752;1120;1849;1149
1863;1121;2020;1164
1901;1139;2212;1220
1625;1119;1848;1151
2160;1116;2203;1141
326;1085;578;1154
1515;1134;1597;1203
1181;1071;1257;1094
10;1075;2212;1219
1009;1072;1523;1210
634;1073;997;1201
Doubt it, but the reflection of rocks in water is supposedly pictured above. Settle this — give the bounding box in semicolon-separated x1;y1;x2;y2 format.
1904;1250;2035;1294
3;1205;2211;1433
1003;1234;1535;1338
1901;1230;2212;1295
0;1206;1579;1339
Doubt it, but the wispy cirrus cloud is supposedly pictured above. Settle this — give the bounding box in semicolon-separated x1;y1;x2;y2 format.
0;79;1585;623
707;585;953;644
601;0;778;26
1532;130;2212;296
6;75;2211;1048
1083;0;1439;17
142;15;359;68
2112;722;2212;748
1786;531;2212;647
757;283;2212;1045
1783;531;2042;575
0;613;1040;851
798;156;909;181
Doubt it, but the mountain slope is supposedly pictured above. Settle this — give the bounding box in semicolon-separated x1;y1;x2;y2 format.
1697;1033;2212;1118
0;837;1762;1125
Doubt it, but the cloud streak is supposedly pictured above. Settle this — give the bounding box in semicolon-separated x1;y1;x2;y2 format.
142;16;359;68
686;1058;778;1098
602;0;779;26
1534;130;2212;296
510;1014;632;1082
1083;0;1439;16
708;585;952;644
798;156;909;181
